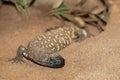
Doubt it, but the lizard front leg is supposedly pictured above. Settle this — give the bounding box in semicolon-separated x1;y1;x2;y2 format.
9;45;27;63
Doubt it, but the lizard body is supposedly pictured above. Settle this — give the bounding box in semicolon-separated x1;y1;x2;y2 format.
10;26;87;68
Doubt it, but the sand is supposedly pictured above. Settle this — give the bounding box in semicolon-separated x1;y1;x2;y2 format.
0;0;120;80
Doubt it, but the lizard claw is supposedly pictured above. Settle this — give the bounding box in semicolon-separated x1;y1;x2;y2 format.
8;57;25;64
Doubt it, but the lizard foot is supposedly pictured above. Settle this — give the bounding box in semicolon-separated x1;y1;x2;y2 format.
74;29;88;42
8;56;25;64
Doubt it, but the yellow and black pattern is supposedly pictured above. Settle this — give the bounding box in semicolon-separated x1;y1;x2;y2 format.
10;26;87;68
27;26;87;53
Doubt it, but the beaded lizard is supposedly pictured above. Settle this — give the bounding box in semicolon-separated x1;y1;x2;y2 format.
9;26;87;68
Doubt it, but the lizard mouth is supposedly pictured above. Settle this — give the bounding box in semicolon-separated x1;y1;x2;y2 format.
45;55;65;68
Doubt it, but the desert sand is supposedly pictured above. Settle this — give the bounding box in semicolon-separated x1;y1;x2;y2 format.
0;1;120;80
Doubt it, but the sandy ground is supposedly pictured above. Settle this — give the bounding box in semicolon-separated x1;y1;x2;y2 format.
0;1;120;80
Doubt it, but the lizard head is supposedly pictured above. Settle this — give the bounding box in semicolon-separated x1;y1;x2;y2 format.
45;53;65;68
